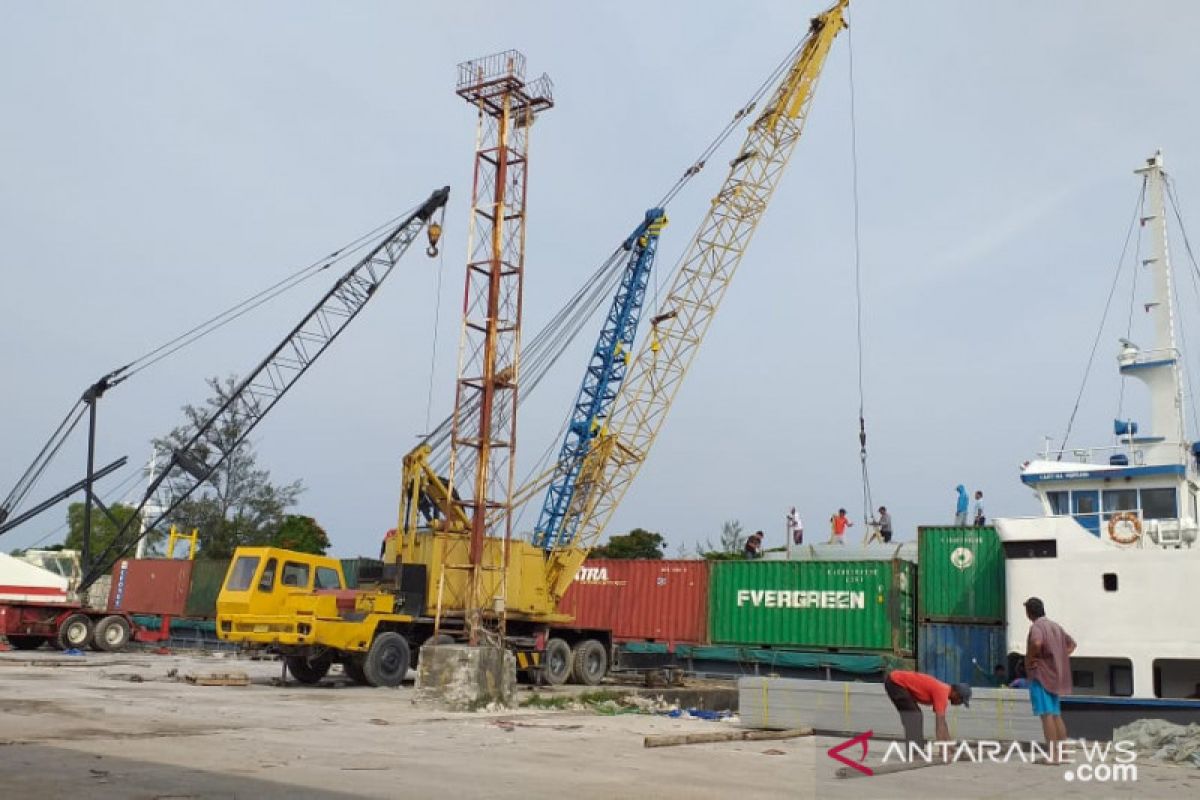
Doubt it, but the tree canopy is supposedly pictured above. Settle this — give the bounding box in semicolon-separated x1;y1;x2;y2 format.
590;528;665;559
270;515;330;555
154;376;303;558
700;519;745;560
63;502;142;574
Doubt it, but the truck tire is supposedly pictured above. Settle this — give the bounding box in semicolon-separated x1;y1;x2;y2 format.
343;658;369;685
542;637;572;686
363;632;411;688
286;654;332;685
93;615;132;652
56;613;95;651
5;635;48;650
570;639;608;686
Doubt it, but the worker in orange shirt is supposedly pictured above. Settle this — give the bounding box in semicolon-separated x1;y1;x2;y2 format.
884;669;971;743
827;509;852;544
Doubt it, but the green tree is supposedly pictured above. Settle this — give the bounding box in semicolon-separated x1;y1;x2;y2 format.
155;376;303;558
700;519;745;560
270;515;330;555
63;502;143;574
590;528;665;559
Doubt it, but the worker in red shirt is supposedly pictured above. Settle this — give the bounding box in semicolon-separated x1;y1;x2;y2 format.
884;669;972;743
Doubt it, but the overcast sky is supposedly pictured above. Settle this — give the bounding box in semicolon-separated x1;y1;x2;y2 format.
5;1;1200;558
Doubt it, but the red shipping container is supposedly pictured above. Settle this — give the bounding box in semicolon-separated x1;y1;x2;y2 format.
558;559;709;646
108;558;193;616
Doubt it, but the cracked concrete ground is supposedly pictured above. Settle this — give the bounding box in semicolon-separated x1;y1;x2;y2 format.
1;650;1196;799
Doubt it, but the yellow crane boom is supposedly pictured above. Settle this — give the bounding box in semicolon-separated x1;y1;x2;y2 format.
545;0;849;598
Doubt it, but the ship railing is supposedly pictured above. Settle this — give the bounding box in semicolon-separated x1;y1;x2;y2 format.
1117;346;1180;369
1039;443;1136;465
1038;441;1187;466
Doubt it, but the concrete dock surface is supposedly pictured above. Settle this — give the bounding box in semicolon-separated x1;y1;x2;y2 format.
1;650;1195;799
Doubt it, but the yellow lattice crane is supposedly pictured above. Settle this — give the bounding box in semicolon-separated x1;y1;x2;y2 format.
220;3;851;689
544;0;850;598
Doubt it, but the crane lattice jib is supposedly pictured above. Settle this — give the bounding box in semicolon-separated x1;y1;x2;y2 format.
532;208;668;550
550;1;848;577
78;186;450;592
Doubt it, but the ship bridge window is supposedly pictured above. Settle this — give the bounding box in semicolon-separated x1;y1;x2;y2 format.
1102;489;1138;516
1047;491;1069;515
1140;488;1178;520
1153;659;1200;698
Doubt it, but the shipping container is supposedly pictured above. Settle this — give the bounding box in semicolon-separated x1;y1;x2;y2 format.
184;560;230;618
108;558;193;616
558;559;709;645
708;560;914;655
917;526;1005;623
918;622;1008;687
340;557;385;589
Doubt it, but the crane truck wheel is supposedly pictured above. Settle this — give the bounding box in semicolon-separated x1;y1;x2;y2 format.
363;632;411;688
541;637;572;686
570;639;608;686
93;615;132;652
56;613;95;651
286;654;332;685
5;635;48;650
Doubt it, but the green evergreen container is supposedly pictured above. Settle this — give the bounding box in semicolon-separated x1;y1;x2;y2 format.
708;560;915;655
917;526;1005;623
184;559;231;618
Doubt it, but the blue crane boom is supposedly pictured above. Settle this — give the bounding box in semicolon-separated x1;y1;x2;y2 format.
532;208;668;550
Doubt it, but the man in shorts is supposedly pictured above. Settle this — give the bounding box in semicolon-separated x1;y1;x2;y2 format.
1024;597;1077;763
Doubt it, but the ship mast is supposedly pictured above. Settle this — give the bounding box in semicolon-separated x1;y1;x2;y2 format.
1123;151;1186;463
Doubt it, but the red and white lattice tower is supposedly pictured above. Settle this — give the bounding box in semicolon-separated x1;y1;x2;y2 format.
448;51;552;643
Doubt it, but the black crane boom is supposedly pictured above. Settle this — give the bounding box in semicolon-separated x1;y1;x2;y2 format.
77;186;450;591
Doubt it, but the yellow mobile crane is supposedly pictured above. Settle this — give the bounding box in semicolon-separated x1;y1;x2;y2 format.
217;1;849;687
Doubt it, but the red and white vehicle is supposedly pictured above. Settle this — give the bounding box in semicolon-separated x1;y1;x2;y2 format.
0;552;140;651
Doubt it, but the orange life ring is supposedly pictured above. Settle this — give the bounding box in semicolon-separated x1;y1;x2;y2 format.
1107;511;1142;545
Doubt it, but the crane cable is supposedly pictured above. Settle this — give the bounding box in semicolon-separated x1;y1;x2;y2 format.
847;19;875;531
1165;178;1200;438
1117;190;1147;423
1058;181;1146;457
2;202;423;524
424;244;447;433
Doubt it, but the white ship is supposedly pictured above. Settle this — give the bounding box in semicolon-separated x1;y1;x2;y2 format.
997;152;1200;709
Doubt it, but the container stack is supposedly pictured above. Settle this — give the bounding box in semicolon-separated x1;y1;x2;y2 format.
916;526;1007;687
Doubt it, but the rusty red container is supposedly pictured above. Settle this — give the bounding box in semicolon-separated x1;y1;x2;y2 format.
108;558;193;616
558;559;709;645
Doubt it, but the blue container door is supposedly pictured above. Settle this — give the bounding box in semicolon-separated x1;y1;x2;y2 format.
918;623;1007;686
1072;490;1101;535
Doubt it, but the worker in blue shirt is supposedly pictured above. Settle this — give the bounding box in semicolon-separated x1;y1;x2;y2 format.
955;485;969;526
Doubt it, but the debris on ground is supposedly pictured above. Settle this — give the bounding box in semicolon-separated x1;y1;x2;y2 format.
516;689;737;720
1114;719;1200;768
643;728;812;748
183;671;249;686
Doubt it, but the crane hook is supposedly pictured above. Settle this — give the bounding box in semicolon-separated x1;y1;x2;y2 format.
426;221;442;258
